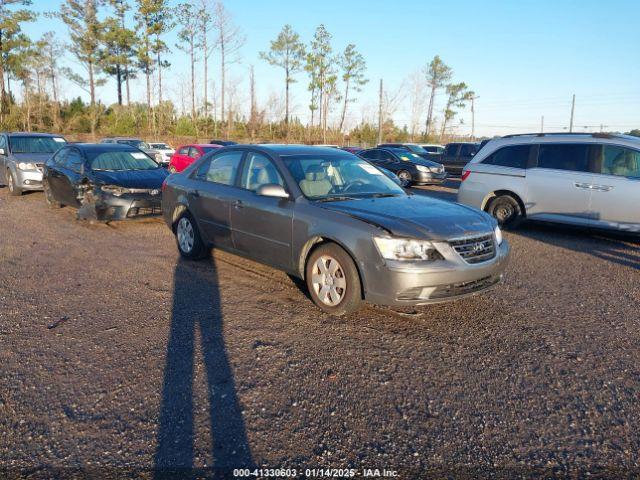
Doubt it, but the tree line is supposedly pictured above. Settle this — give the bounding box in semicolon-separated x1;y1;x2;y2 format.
0;0;476;145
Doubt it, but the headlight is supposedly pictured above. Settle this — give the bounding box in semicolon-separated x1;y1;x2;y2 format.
415;165;430;173
429;166;442;173
494;226;503;245
374;237;441;261
100;185;131;196
17;162;37;171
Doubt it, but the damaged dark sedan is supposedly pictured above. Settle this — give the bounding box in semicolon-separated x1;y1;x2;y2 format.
43;143;168;221
162;145;510;315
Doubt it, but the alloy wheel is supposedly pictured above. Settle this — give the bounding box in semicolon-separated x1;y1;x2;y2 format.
311;255;347;306
177;217;195;253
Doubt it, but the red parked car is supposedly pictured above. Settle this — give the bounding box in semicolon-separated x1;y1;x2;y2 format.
168;144;222;173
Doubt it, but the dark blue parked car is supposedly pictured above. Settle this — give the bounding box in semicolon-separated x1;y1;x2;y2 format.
42;143;168;221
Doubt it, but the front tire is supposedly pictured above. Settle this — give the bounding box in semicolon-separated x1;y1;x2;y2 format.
397;170;412;187
43;180;62;208
175;212;209;260
305;243;362;316
487;194;523;229
7;170;22;196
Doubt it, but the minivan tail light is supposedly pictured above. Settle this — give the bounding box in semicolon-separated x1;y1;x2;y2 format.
461;170;471;182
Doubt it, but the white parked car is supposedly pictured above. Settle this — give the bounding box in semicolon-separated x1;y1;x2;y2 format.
457;133;640;233
149;142;175;164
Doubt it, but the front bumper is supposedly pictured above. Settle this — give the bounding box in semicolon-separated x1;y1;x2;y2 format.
364;239;510;306
15;168;44;191
87;192;163;221
414;170;447;184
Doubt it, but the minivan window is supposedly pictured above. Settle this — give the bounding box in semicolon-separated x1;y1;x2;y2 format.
460;144;477;157
600;145;640;178
537;143;591;172
445;144;459;156
195;151;242;185
482;145;530;169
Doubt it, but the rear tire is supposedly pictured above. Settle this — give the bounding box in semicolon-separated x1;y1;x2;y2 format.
175;211;209;260
487;194;523;229
43;180;62;208
7;170;22;196
305;243;362;316
397;170;412;187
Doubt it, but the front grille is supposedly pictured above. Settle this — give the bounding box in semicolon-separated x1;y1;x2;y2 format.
429;275;500;299
449;233;496;264
126;206;162;218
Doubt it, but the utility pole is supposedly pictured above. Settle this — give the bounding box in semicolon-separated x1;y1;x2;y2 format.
569;94;575;132
377;78;383;145
471;95;479;139
540;115;544;133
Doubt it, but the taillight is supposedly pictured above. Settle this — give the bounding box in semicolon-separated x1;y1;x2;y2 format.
461;170;471;182
161;178;168;192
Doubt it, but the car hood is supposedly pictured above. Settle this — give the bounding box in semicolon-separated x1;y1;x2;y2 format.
91;168;168;189
319;194;494;240
11;152;54;163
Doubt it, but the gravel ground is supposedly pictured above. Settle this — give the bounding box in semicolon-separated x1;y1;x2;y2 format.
0;182;639;479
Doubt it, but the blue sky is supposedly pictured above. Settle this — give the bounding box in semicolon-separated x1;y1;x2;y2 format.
23;0;640;136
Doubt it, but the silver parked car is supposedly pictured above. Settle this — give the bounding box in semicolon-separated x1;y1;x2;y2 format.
0;132;67;196
162;145;510;315
100;137;165;165
457;133;640;233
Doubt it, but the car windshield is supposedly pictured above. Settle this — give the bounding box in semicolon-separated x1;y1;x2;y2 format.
9;136;66;153
89;151;159;171
404;144;428;154
282;154;405;200
118;139;150;149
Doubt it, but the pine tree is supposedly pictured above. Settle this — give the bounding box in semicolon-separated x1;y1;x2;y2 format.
424;55;452;136
440;82;474;138
0;0;35;121
338;43;367;132
102;0;137;106
259;24;306;127
175;2;201;121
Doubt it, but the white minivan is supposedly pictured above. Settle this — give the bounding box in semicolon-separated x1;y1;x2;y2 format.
457;133;640;233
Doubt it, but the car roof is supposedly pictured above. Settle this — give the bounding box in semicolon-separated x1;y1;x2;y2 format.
68;143;139;152
3;132;64;137
229;144;355;157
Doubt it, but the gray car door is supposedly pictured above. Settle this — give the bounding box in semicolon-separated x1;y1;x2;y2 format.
230;152;294;270
525;143;596;226
190;150;244;249
589;144;640;232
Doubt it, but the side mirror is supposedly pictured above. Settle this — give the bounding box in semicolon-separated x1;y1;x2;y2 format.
256;183;289;199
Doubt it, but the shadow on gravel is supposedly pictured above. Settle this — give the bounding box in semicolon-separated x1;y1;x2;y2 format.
154;256;254;477
515;222;640;270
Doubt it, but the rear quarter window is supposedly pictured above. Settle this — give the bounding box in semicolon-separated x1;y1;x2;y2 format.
482;145;530;169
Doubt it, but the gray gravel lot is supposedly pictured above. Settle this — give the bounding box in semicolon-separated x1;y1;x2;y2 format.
0;181;639;478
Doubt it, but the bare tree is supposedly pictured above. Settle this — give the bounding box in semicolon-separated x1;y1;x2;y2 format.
175;2;201;121
213;1;245;135
197;0;213;121
407;70;427;140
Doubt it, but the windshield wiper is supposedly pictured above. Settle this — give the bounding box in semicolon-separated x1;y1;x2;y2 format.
367;193;402;198
316;195;359;203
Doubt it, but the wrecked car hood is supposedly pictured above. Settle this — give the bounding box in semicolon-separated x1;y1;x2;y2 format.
91;168;168;189
319;195;494;239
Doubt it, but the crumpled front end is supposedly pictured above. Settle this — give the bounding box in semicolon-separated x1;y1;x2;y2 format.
77;186;163;222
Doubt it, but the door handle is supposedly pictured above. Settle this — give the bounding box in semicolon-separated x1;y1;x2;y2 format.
574;182;593;190
593;185;613;192
233;200;244;209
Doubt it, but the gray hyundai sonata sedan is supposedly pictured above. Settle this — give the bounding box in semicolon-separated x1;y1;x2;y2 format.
161;145;510;315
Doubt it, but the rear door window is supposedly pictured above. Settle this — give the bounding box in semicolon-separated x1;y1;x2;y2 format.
195;151;243;186
537;143;591;172
240;153;284;191
360;150;379;160
600;145;640;178
482;145;530;169
178;146;189;155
